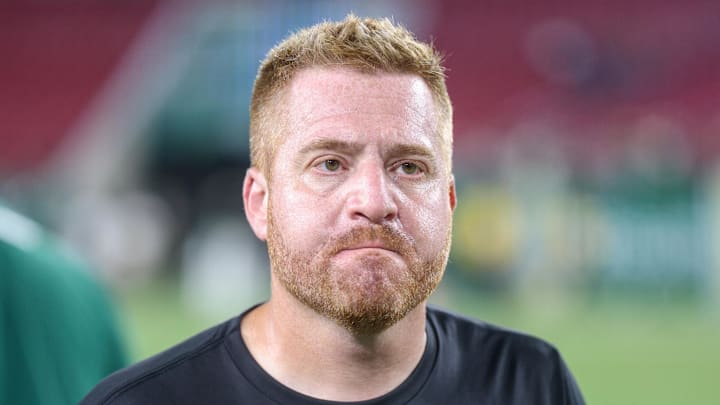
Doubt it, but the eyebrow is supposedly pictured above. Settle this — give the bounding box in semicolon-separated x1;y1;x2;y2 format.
298;139;364;155
299;139;436;158
385;144;437;162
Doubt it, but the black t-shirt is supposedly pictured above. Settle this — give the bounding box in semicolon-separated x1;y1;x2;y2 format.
80;306;585;404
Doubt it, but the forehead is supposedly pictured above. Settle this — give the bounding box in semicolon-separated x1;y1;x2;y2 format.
286;67;435;110
279;67;440;150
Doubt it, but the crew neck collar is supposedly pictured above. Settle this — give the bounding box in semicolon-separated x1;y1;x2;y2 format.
225;307;439;404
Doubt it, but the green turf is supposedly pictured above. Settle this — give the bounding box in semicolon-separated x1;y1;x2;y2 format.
115;277;720;405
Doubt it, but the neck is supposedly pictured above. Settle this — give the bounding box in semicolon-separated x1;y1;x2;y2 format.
241;279;428;402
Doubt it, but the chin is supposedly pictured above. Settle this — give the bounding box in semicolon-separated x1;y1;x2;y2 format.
331;303;412;336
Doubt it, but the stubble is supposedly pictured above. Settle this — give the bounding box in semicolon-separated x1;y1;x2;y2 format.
267;207;451;335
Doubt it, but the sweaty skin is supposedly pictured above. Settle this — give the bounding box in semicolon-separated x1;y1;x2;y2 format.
242;66;456;401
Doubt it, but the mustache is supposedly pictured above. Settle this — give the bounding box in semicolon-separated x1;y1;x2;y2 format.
325;225;415;256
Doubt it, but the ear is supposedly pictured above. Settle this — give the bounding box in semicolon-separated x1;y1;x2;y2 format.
243;167;269;241
448;175;457;211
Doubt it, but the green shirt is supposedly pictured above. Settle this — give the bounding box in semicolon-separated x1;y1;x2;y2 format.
0;205;127;405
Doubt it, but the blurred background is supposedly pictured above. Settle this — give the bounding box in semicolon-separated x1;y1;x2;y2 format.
2;0;719;403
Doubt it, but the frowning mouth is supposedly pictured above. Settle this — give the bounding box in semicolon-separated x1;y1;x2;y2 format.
326;226;412;257
341;243;397;253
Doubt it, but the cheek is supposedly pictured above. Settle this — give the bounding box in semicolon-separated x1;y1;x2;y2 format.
270;181;332;249
415;208;452;252
404;186;453;250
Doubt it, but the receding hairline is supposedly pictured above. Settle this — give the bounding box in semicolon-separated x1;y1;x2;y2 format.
260;67;448;158
249;15;453;176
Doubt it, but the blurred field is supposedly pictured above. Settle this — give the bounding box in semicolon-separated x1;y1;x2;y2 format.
115;276;720;405
4;3;718;404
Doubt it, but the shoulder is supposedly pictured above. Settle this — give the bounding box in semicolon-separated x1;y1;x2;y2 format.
0;206;121;337
0;205;128;403
0;204;101;298
427;306;563;367
426;306;585;404
80;317;240;405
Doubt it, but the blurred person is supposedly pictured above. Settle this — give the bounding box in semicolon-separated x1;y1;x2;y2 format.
0;202;127;405
82;15;584;404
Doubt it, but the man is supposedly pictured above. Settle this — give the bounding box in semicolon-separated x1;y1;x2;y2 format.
0;203;127;405
82;15;585;404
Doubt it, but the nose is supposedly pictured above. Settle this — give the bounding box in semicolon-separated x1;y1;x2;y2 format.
345;162;398;224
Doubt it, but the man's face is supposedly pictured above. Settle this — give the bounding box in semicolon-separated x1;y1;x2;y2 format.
264;67;455;334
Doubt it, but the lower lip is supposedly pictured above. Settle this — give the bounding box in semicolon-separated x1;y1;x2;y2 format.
345;247;393;252
336;247;397;257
